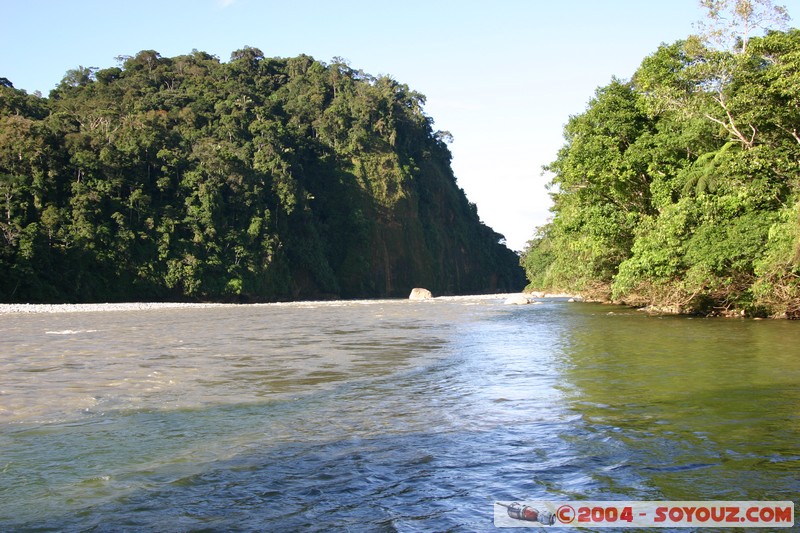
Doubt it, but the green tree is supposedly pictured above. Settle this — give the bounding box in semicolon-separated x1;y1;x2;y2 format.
0;49;524;302
524;24;800;316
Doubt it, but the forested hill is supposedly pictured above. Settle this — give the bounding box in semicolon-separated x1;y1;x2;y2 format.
0;48;524;303
523;29;800;318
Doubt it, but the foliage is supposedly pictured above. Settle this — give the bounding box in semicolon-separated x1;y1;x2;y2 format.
523;28;800;317
0;49;524;302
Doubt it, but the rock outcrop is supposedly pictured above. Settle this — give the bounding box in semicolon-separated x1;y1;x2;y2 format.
504;294;530;305
409;288;433;300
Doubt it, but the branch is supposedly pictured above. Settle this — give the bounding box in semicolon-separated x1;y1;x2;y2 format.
778;125;800;145
706;93;756;149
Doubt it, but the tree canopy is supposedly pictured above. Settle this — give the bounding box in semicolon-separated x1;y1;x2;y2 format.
522;28;800;317
0;49;524;302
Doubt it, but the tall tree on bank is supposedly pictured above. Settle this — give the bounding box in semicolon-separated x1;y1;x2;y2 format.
523;11;800;316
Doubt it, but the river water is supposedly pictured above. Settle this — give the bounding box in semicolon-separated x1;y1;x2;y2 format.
1;297;798;531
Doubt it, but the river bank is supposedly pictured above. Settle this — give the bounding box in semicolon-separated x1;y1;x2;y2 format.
523;286;800;319
0;293;554;314
0;302;232;314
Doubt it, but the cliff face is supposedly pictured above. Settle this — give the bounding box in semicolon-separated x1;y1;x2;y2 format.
0;49;525;302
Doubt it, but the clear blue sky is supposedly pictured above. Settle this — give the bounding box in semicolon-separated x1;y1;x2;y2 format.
3;0;797;250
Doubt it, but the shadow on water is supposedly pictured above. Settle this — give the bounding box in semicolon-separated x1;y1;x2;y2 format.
17;424;577;532
553;304;800;503
3;365;580;531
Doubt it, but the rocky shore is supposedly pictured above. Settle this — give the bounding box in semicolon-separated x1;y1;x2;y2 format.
0;293;585;314
0;302;230;314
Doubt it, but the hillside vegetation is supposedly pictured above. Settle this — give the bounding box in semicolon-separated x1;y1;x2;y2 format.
523;28;800;317
0;48;524;302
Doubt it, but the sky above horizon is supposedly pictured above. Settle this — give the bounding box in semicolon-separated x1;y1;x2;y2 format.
3;0;798;250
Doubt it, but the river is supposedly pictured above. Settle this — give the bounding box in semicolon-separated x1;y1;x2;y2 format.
1;296;798;531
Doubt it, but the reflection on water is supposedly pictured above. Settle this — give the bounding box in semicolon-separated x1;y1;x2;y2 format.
557;306;800;504
0;298;798;530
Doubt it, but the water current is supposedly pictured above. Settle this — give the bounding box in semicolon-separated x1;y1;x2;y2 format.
1;296;798;531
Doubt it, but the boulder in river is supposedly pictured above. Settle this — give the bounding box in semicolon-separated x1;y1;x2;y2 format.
409;288;433;300
503;294;530;305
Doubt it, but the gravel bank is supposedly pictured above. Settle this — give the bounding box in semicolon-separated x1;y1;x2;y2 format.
0;302;231;314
